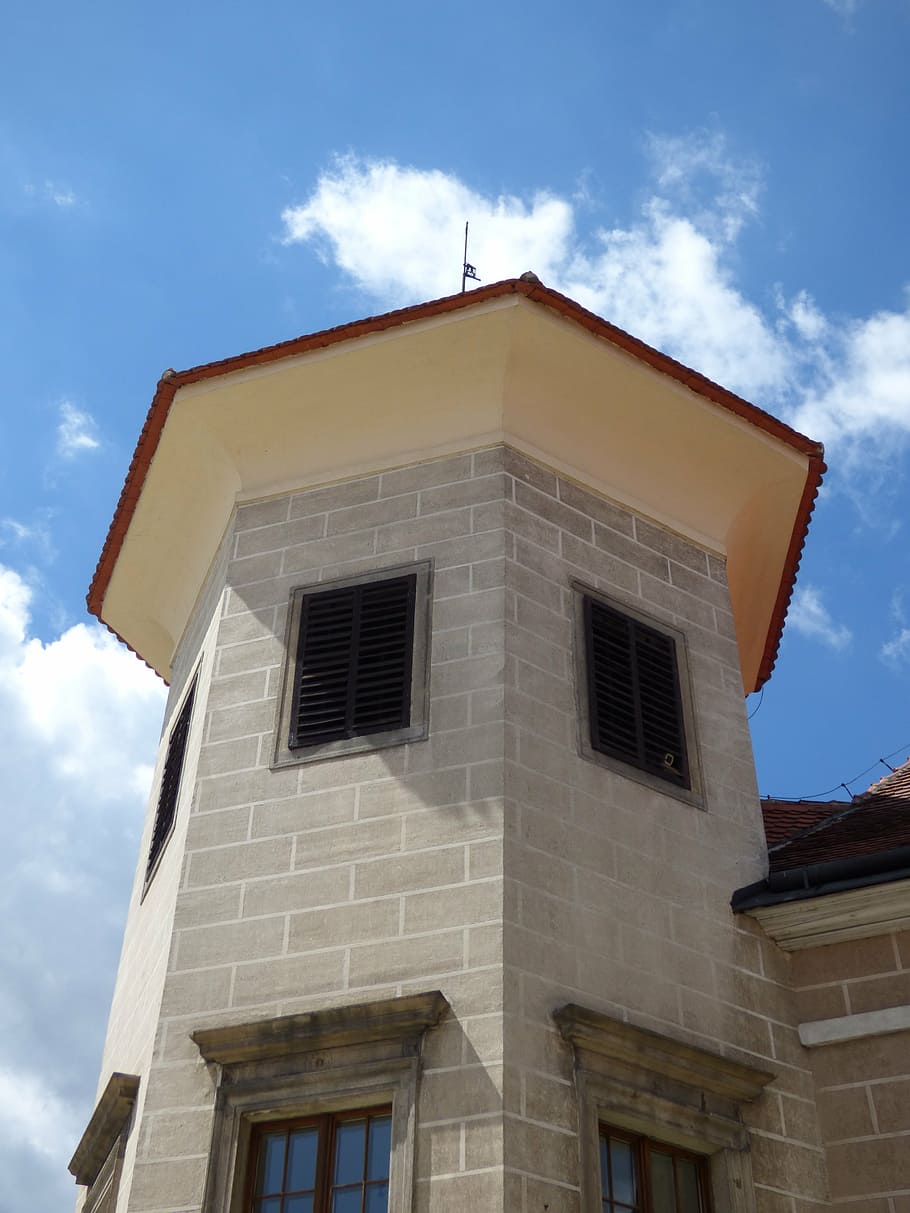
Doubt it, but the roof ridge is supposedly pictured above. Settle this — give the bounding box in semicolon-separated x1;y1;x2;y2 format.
858;756;910;798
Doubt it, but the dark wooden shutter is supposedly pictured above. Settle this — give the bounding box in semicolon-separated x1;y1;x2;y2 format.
290;575;416;748
585;598;689;787
146;676;197;879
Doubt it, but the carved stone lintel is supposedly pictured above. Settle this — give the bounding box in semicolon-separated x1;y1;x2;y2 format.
553;1003;774;1104
192;990;449;1066
69;1072;140;1187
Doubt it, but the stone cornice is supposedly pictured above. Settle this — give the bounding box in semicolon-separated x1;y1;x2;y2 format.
554;1004;774;1104
192;991;449;1066
69;1072;140;1187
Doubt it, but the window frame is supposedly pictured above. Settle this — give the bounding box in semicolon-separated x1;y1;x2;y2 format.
598;1122;712;1213
572;583;703;808
245;1105;394;1213
272;561;432;769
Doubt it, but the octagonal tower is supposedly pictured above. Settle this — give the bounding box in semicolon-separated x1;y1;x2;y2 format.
71;279;828;1213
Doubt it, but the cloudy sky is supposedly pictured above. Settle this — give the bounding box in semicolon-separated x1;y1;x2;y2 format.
2;0;909;1207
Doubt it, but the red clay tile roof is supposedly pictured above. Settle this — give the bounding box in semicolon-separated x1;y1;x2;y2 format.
765;759;910;872
761;799;847;847
86;277;825;690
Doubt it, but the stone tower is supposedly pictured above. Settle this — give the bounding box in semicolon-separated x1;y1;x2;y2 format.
70;279;828;1213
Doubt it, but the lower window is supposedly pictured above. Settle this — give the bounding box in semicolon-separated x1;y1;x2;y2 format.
249;1109;392;1213
599;1127;709;1213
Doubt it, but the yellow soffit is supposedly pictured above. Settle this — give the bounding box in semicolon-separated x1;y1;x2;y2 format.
99;295;811;687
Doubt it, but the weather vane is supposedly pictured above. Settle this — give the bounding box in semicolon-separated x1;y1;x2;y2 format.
461;221;480;293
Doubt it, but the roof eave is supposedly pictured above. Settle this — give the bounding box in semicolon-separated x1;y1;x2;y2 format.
87;278;823;691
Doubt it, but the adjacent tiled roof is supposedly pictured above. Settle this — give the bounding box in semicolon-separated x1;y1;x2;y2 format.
764;759;910;873
86;277;825;691
761;799;847;847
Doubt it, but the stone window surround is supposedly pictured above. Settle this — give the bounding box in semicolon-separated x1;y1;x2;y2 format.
142;658;204;898
69;1071;140;1213
271;561;433;770
571;581;704;810
554;1004;775;1213
192;990;449;1213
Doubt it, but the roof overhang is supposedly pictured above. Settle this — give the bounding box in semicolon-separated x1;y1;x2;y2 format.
734;858;910;950
88;279;823;687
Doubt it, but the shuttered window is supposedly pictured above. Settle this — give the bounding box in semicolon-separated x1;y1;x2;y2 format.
146;675;197;880
584;597;689;788
290;575;417;749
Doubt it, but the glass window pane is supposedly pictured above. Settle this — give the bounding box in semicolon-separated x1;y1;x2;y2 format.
287;1128;319;1192
677;1159;703;1213
365;1181;389;1213
610;1139;637;1207
649;1151;677;1213
332;1189;363;1213
255;1200;282;1213
286;1198;314;1213
255;1134;286;1196
366;1117;392;1180
334;1121;367;1186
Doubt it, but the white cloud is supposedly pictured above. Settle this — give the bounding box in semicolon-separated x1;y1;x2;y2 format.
22;180;80;208
281;148;910;478
647;131;761;242
55;401;100;459
0;1066;80;1163
880;591;910;666
0;515;56;563
282;148;786;399
787;585;852;649
786;290;829;342
788;299;910;454
882;627;910;665
282;156;575;305
0;564;165;1210
45;181;77;208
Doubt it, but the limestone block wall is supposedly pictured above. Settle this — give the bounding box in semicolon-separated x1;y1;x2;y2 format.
90;443;831;1213
495;450;828;1212
85;532;230;1213
792;929;910;1210
122;450;512;1213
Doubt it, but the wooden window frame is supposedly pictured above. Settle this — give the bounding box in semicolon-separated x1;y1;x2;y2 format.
599;1123;711;1213
272;562;432;769
572;584;703;808
246;1106;393;1213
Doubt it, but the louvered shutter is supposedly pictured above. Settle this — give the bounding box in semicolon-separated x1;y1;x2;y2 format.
585;597;689;787
146;676;197;879
290;575;417;748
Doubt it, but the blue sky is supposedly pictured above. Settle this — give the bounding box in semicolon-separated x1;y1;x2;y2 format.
2;0;909;1207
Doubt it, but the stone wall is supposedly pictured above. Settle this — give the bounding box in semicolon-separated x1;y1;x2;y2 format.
792;928;910;1211
495;448;827;1213
91;445;832;1213
126;450;511;1212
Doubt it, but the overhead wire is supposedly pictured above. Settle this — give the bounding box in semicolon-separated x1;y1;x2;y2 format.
762;740;910;803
